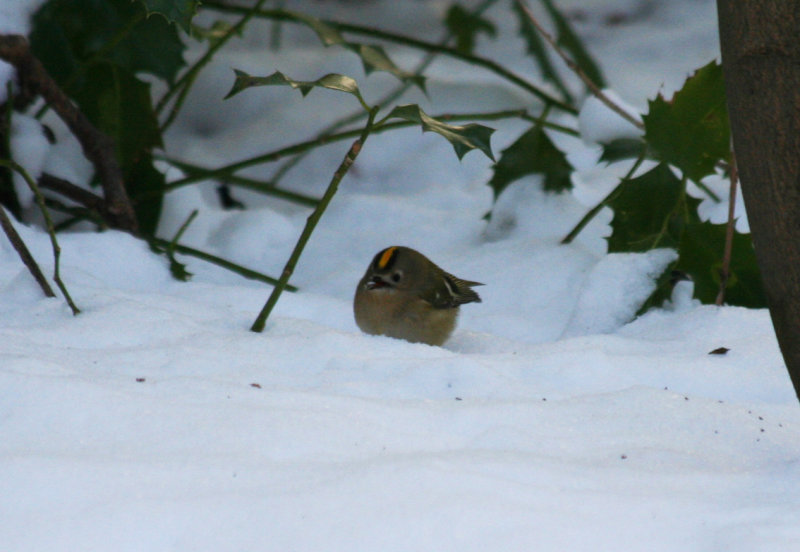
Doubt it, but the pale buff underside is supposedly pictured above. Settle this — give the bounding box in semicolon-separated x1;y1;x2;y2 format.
354;287;459;346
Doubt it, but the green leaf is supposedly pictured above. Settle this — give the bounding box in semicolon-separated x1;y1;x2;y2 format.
445;3;497;54
599;138;647;164
225;70;368;107
168;254;193;281
540;0;606;88
72;62;162;168
643;61;730;182
385;104;495;161
30;0;186;85
285;10;425;91
607;163;700;253
511;0;572;104
676;221;766;307
135;0;200;34
127;153;166;237
488;125;573;200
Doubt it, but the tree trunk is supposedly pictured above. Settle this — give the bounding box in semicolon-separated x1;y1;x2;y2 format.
717;1;800;401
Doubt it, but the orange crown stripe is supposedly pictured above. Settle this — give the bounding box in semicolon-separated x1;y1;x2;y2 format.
378;246;398;269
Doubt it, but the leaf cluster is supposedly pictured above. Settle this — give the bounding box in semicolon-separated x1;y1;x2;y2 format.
601;62;764;309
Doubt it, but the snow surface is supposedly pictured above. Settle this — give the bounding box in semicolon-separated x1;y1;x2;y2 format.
2;1;799;551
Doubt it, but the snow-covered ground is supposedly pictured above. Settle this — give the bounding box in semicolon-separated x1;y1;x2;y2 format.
2;1;798;550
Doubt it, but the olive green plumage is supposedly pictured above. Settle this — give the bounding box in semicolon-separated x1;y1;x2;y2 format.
353;246;483;346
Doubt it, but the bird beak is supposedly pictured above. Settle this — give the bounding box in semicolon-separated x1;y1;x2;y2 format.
366;276;388;290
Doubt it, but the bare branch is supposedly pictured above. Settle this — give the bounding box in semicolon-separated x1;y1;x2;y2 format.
0;34;139;233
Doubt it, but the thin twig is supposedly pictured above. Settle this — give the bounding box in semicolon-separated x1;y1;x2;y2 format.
516;1;643;130
157;109;540;195
38;172;111;226
1;159;80;314
250;106;378;332
148;237;297;290
0;35;139;233
716;150;738;306
0;202;55;297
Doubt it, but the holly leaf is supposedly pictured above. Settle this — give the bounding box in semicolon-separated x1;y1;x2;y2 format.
643;61;730;182
73;62;162;168
676;221;766;307
512;0;572;103
31;0;186;85
607;163;700;253
385;104;495;161
127;153;166;237
225;70;367;107
445;3;497;54
488;125;572;200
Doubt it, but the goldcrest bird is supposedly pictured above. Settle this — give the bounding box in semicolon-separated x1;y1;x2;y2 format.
353;246;483;346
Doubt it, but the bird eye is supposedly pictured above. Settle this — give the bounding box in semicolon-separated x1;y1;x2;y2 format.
391;271;402;283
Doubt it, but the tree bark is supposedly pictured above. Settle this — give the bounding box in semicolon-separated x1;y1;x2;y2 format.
717;1;800;401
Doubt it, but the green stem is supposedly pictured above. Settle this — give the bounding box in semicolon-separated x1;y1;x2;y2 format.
149;237;298;290
156;0;269;131
250;106;378;332
202;2;577;114
169;209;198;252
1;160;80;315
561;152;646;244
161;160;320;207
156;109;536;196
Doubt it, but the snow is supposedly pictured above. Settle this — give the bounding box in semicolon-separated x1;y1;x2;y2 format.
577;90;642;145
2;1;799;551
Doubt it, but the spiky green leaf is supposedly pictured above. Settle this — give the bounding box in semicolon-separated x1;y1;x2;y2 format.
488;125;572;200
225;70;367;107
445;3;497;54
676;221;766;307
643;61;730;183
31;0;186;85
72;62;162;167
385;104;495;161
607;163;700;253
